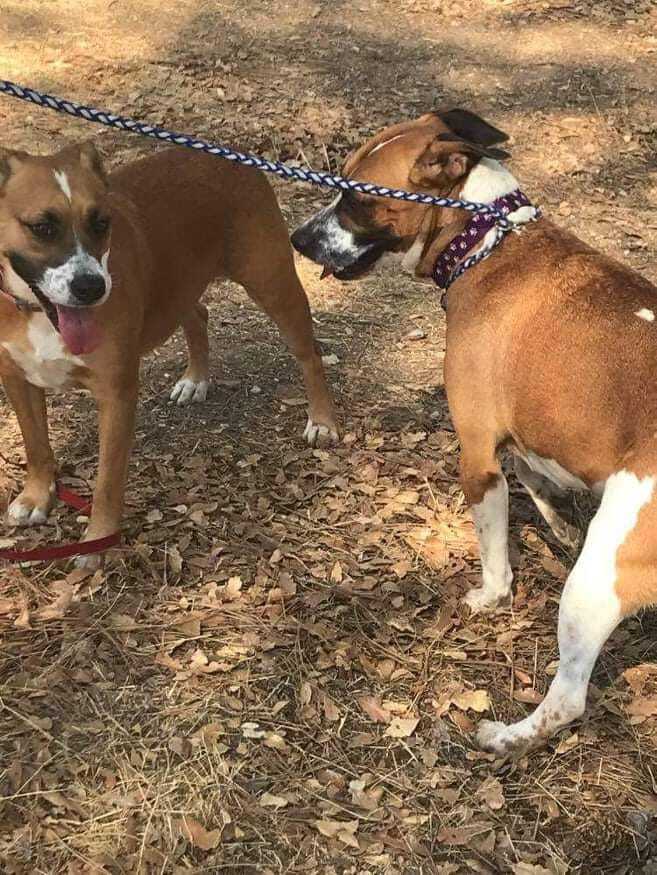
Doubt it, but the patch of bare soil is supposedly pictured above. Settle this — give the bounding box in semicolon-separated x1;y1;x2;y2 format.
2;1;657;872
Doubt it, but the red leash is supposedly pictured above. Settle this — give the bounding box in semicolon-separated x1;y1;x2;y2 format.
0;483;121;562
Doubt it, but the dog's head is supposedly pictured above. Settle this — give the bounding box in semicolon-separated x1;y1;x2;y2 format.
0;142;112;354
291;109;509;280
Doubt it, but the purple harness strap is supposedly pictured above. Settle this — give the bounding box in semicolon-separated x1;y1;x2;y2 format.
432;189;536;293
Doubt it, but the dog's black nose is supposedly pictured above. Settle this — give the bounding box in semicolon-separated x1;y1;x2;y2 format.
70;273;106;305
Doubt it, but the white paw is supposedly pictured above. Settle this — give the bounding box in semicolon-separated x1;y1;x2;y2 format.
303;417;339;448
463;586;510;614
7;497;49;527
170;378;209;405
476;719;515;755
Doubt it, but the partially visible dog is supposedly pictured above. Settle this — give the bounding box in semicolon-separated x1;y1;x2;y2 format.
292;108;657;755
0;144;337;564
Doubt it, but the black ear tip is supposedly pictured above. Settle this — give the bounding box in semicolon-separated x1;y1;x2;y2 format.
436;107;510;145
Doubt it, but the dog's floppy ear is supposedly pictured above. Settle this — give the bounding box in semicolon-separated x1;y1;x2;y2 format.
410;136;510;187
435;108;509;146
0;148;28;188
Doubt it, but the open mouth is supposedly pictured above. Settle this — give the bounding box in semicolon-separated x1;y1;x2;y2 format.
320;241;390;282
29;283;102;355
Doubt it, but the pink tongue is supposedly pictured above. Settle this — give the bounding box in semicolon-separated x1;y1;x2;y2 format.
55;305;102;355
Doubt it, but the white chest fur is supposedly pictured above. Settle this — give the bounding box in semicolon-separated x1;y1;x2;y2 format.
2;314;85;389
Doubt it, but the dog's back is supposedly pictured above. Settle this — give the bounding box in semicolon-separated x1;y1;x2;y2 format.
445;219;657;485
108;149;294;352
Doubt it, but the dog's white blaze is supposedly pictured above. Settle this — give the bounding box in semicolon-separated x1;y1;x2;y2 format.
477;470;654;754
1;312;84;389
522;451;588;492
38;243;108;306
53;170;72;202
635;307;655;322
465;475;513;612
368;133;407;156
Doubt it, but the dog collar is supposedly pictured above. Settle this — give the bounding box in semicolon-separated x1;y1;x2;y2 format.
0;266;42;314
433;189;540;303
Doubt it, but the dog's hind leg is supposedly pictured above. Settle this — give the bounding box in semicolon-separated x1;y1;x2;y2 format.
237;268;338;447
459;433;513;613
477;469;656;756
514;455;580;550
170;302;210;405
3;375;57;525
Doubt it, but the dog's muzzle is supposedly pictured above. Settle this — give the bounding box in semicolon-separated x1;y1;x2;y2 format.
291;203;393;281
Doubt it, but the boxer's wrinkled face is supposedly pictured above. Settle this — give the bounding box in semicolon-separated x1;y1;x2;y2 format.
291;109;509;280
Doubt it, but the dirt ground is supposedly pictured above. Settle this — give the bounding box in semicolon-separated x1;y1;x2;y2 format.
2;0;657;872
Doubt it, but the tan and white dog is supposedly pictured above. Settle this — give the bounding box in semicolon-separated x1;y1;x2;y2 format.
0;143;337;564
292;108;657;755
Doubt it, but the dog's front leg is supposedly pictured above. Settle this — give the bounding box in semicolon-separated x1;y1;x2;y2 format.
2;375;57;525
77;380;137;568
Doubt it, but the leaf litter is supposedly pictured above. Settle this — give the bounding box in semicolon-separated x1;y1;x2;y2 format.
3;0;657;872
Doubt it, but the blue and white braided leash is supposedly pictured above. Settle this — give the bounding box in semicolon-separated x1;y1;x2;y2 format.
0;78;519;227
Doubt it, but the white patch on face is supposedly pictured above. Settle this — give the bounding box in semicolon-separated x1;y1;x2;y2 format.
53;169;72;202
368;133;407;156
319;198;360;258
477;470;655;755
1;312;84;389
465;475;513;612
635;307;655;322
38;243;109;306
522;451;588;492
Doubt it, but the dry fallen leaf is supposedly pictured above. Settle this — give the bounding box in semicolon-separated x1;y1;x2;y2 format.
453;689;490;713
176;815;222;850
358;696;392;724
260;792;288;809
477;776;505;811
314;819;359;848
384;716;419;738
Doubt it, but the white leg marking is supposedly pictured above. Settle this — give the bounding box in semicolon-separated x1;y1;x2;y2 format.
169;378;209;405
53;169;72;201
7;497;49;526
7;482;56;527
478;470;655;755
635;308;655;322
303;416;339;447
465;475;513;612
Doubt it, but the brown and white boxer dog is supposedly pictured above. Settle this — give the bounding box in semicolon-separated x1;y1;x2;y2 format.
0;144;337;566
292;108;657;755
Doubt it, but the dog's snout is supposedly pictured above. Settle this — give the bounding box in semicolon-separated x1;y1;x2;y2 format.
70;272;106;305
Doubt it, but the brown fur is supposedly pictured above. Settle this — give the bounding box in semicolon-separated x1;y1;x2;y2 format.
0;145;337;559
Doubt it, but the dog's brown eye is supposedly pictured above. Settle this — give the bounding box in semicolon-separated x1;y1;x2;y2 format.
28;220;58;241
89;212;110;236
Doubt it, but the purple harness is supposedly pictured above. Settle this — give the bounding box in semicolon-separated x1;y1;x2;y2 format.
432;189;538;299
